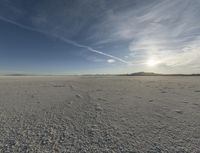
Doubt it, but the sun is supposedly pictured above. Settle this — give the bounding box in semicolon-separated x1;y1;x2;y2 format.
146;58;160;67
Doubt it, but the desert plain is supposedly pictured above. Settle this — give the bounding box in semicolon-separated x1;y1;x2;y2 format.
0;76;200;152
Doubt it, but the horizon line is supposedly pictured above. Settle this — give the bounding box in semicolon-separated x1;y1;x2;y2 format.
1;72;200;76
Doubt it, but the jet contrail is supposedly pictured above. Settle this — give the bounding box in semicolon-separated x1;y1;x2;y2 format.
0;16;132;65
0;16;45;34
60;37;131;64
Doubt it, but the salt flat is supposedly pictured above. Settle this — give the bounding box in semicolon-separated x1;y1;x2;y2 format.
0;76;200;152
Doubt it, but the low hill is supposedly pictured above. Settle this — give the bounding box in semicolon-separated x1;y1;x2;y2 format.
122;72;200;76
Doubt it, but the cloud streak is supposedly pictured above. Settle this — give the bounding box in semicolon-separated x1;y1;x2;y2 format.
59;37;131;65
100;0;200;70
0;15;130;65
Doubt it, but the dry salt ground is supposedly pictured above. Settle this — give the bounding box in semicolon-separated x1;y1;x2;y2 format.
0;76;200;152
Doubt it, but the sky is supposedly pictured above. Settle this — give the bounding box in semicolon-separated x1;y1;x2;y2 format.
0;0;200;74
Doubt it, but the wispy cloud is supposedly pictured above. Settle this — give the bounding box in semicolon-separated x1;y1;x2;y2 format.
0;15;130;65
99;0;200;70
107;59;115;63
59;37;131;65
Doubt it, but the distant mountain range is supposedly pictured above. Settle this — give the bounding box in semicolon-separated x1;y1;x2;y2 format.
121;72;200;76
1;72;200;76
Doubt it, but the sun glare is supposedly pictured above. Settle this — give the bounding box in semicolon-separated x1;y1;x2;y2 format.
146;59;159;67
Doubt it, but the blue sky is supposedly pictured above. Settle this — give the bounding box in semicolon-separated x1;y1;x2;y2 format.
0;0;200;74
